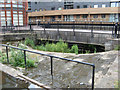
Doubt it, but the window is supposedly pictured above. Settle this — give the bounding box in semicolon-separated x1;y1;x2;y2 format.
12;0;17;3
35;2;37;4
7;17;11;20
77;6;80;8
1;21;6;26
6;4;11;7
101;15;106;18
13;11;17;13
19;14;23;17
18;5;23;8
102;4;106;8
58;16;61;19
111;2;119;7
13;4;17;7
0;0;4;3
0;4;4;7
94;5;98;8
93;15;98;18
51;7;55;10
1;17;5;20
6;0;11;3
13;14;18;17
1;11;5;14
82;15;88;18
35;9;37;12
1;11;5;16
58;7;62;10
43;9;46;11
7;11;11;16
19;11;23;14
39;9;42;11
18;0;23;4
83;5;87;8
76;15;80;19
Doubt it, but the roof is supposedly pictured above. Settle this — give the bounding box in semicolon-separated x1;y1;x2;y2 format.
28;7;119;17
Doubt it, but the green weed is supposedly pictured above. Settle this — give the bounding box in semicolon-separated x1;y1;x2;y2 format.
114;45;120;50
71;45;78;55
24;38;35;48
0;46;36;68
85;50;90;54
24;38;79;54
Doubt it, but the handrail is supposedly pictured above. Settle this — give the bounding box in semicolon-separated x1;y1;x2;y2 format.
0;44;95;90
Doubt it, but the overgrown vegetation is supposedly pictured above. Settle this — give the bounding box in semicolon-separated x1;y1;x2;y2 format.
24;38;35;48
0;51;7;64
24;38;79;54
0;44;36;68
114;45;120;50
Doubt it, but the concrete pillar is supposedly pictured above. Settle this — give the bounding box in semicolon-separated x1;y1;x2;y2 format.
105;41;114;51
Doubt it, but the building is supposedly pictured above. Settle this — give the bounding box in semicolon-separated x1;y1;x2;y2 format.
28;0;110;12
28;0;120;24
0;0;28;27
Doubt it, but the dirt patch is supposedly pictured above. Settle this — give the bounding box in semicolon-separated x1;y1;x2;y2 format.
20;50;118;88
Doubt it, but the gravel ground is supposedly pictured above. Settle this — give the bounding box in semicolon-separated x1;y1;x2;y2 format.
21;49;119;88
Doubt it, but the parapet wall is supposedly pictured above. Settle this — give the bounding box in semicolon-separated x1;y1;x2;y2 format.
35;30;113;45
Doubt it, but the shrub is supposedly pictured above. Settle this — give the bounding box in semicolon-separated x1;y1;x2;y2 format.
24;38;35;48
26;59;36;68
114;45;120;50
24;38;79;54
0;51;7;64
36;45;46;51
71;45;78;55
94;48;97;53
9;48;36;68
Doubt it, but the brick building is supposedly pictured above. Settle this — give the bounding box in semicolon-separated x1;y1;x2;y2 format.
0;0;28;26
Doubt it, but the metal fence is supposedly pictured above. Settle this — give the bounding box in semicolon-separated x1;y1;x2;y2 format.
1;21;120;38
0;44;95;89
39;21;120;38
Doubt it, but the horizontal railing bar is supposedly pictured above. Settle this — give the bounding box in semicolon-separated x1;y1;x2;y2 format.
0;44;95;67
0;44;95;89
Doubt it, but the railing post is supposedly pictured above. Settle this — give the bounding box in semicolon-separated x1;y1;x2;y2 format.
91;21;94;38
92;65;95;90
24;50;27;69
44;21;46;33
73;21;75;36
57;21;59;32
6;46;9;63
118;23;120;38
50;56;53;87
115;22;118;38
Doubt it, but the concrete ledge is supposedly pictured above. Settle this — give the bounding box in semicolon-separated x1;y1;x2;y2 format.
0;63;50;89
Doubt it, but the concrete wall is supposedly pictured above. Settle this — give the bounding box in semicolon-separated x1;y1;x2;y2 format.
1;33;37;42
35;30;112;45
2;30;119;51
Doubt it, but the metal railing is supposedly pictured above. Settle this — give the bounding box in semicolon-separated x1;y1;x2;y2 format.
1;21;120;38
0;44;95;89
